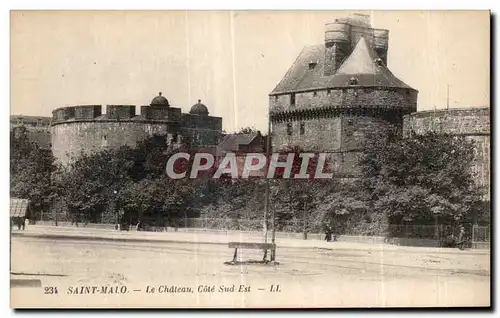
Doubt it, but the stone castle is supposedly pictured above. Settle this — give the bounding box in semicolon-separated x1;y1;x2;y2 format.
50;93;222;165
269;14;418;178
11;14;489;198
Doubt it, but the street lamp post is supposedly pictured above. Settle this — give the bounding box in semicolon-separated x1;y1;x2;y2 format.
113;190;119;230
271;196;277;262
263;109;272;261
302;193;308;240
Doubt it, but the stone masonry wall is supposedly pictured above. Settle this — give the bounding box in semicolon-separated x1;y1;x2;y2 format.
181;114;223;147
51;121;172;165
270;87;417;177
272;117;342;152
271;115;393;176
269;88;417;114
403;108;490;136
51;104;224;166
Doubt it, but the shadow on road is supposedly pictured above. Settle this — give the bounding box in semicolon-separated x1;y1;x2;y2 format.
10;279;42;288
11;272;67;277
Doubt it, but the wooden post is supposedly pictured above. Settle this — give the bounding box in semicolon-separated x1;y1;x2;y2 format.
263;108;271;243
302;193;308;240
303;207;307;240
434;214;438;239
55;197;58;227
472;224;476;245
264;180;269;242
271;200;276;261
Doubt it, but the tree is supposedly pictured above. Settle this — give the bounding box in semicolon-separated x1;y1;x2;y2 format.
55;147;135;223
53;134;216;225
360;127;485;237
311;180;370;235
268;146;346;233
10;128;56;219
234;126;259;135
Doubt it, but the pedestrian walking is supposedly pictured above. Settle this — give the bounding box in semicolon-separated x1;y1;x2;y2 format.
324;222;333;242
458;224;465;242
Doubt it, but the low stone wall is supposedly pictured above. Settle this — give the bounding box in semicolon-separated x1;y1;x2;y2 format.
34;221;116;230
386;237;440;248
31;221;490;249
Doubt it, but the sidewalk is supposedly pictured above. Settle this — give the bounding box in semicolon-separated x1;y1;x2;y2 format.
11;225;489;255
13;225;325;249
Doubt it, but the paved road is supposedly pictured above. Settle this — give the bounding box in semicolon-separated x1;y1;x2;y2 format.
10;229;490;308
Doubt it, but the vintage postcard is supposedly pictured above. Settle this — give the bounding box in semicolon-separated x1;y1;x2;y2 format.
10;10;491;308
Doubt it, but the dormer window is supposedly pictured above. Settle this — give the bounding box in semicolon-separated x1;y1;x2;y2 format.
308;62;317;70
348;77;359;86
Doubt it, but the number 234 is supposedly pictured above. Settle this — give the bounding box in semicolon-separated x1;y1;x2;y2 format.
44;287;58;294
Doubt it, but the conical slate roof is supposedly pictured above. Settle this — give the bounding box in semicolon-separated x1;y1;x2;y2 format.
336;37;379;75
332;37;413;88
270;37;416;95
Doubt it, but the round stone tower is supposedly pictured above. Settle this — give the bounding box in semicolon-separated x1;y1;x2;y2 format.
51;93;223;166
269;14;418;178
51;92;181;166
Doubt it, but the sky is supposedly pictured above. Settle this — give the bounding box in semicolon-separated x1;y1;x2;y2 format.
11;10;490;132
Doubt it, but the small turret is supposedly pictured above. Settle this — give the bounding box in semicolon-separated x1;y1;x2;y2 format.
374;29;389;65
150;92;170;107
190;99;209;116
324;22;351;76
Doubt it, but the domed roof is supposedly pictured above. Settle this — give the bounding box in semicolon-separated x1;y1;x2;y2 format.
190;99;209;115
150;92;169;106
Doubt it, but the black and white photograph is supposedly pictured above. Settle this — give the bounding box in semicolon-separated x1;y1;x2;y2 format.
9;10;491;308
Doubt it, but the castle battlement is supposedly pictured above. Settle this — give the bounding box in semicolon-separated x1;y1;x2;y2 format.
50;93;223;166
52;104;188;125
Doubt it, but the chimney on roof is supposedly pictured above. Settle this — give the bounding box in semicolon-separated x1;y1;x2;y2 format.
352;13;371;26
324;20;351;76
